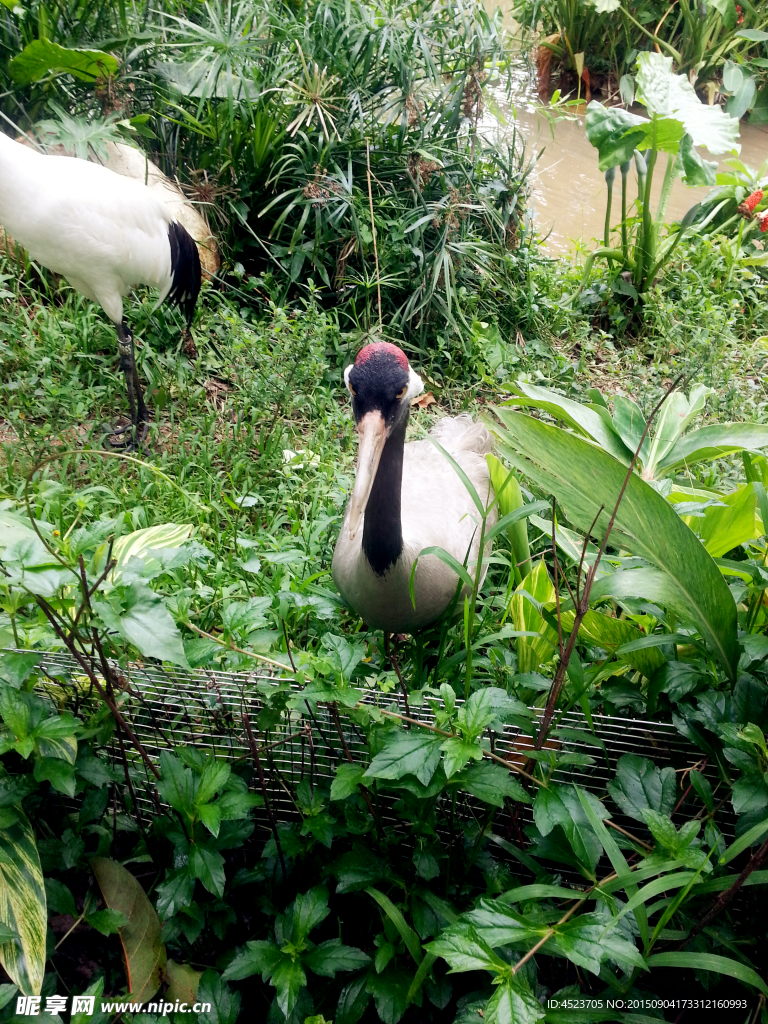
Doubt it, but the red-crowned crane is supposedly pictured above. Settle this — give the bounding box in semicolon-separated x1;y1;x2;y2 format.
332;342;497;633
0;130;202;448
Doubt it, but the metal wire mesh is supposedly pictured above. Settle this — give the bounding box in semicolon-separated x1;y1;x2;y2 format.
13;647;726;865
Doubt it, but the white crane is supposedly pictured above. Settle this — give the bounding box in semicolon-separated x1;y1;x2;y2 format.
0;130;201;448
332;342;496;633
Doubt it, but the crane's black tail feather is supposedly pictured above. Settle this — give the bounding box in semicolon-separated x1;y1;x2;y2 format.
167;221;202;326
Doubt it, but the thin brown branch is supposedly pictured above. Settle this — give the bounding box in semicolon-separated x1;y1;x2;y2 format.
183;621;295;673
242;711;287;879
34;596;161;780
281;620;297;673
533;373;685;756
677;833;768;949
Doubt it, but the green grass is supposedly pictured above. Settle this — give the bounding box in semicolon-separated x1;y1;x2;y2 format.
2;236;767;680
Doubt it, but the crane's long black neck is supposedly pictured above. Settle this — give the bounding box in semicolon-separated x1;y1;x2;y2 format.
362;412;408;576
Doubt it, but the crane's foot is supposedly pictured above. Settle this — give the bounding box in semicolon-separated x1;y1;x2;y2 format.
106;418;149;452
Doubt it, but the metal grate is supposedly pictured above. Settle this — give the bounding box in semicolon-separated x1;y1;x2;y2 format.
5;649;726;873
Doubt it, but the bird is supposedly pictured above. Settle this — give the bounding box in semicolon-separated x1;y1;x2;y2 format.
0;130;202;448
332;341;497;633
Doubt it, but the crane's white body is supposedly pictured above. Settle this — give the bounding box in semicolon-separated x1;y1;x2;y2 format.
0;131;175;323
333;415;497;632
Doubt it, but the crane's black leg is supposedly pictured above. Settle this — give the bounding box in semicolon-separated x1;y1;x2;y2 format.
109;322;149;450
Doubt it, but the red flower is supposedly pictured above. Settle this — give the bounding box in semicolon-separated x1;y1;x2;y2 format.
759;212;768;233
745;190;764;211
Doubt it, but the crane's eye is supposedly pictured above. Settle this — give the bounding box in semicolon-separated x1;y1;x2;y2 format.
396;386;407;400
348;383;356;396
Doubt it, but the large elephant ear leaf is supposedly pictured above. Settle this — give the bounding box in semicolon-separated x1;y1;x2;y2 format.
91;857;167;1003
635;51;740;155
0;808;46;995
492;409;738;680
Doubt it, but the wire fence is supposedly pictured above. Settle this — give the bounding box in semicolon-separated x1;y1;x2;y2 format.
8;648;726;878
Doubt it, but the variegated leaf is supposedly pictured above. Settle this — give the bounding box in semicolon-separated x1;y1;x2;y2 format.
0;809;46;995
109;524;194;582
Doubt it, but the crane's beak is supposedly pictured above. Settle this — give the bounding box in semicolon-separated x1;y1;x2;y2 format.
348;411;388;539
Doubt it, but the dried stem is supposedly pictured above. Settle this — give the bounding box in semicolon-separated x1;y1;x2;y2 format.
242;711;287;879
532;373;685;756
678;833;768;949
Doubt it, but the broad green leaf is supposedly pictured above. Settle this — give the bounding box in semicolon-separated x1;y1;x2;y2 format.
457;687;522;739
33;757;75;797
189;844;226;897
533;785;609;877
109;523;194;582
0;810;45;994
196;757;231;805
552;914;646;974
440;737;482;778
44;878;76;918
453;761;531;806
679;133;718;186
366;965;411;1024
465;900;546;947
86;908;128;935
607;754;676;822
290;886;330;945
611;397;649;467
511;561;558;673
486;975;545;1024
646;952;768;995
94;583;189;668
336;975;370;1024
486;455;532;577
681;484;759;557
578;610;664;677
493;410;738;679
363;731;443;786
641;811;711;870
585;101;648;171
508;381;630;462
157;752;195;816
91;857;166;1002
635;51;740;155
222;939;282;981
645;385;715;474
9;40;118;85
659;422;768;475
0;653;42;689
330;764;365;801
155;870;194;920
197;970;241;1024
304;939;370;977
426;923;508;973
271;957;306;1018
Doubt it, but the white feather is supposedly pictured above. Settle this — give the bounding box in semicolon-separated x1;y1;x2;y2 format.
333;414;497;632
0;132;174;323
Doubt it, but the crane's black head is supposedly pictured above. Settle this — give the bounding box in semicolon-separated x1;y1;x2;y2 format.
344;342;422;428
343;343;423;544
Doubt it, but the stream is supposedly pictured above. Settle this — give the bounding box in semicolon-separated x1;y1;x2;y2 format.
484;61;768;254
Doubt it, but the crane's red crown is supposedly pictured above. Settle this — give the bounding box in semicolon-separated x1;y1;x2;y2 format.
355;342;408;370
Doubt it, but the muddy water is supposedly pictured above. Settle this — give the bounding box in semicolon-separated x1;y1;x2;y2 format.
483;67;768;253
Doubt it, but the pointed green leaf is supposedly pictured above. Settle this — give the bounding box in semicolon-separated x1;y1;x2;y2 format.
0;810;45;995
